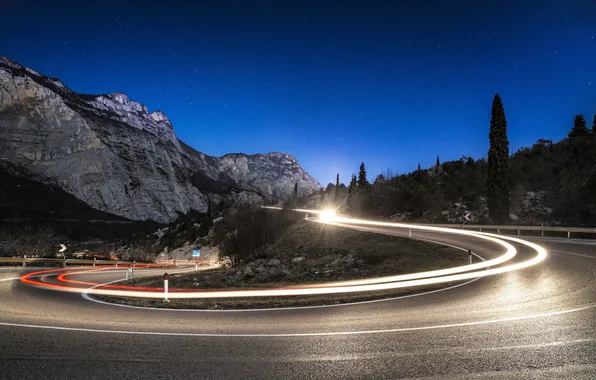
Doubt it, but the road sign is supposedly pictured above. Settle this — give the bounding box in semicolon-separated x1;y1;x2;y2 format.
192;250;201;257
464;213;472;221
59;244;67;253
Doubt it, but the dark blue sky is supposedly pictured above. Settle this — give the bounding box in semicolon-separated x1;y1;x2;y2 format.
2;0;595;185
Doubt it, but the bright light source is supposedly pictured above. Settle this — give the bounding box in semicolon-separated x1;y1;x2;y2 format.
319;210;336;223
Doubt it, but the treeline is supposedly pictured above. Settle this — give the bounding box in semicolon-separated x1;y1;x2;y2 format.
325;111;596;226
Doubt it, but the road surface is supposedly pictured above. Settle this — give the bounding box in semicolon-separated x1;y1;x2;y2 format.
0;226;594;379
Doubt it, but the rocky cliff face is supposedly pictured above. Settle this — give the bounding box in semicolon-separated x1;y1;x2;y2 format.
0;57;321;223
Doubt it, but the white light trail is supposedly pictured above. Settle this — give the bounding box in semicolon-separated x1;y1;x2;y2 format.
21;209;547;299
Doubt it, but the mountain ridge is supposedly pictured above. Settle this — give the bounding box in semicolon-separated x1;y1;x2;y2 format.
0;56;321;223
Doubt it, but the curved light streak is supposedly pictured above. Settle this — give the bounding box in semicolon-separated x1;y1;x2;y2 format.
19;209;548;299
22;238;543;299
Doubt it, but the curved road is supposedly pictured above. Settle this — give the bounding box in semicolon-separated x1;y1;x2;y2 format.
1;227;595;379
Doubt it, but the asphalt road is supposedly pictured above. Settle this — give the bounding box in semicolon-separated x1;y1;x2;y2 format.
0;227;595;379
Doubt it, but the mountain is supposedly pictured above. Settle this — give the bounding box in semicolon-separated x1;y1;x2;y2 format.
0;57;320;223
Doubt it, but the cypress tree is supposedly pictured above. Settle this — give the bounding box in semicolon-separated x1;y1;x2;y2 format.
592;114;596;135
487;94;510;223
293;182;298;200
357;162;369;187
568;114;589;138
334;173;340;201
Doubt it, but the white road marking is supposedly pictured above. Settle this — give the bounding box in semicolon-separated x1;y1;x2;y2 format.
550;250;594;259
0;303;593;337
81;278;482;312
0;277;19;283
82;239;487;312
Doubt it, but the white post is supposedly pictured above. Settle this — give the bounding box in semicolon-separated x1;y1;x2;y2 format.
23;255;26;267
93;257;96;267
164;273;170;303
195;263;198;271
408;229;412;238
517;227;520;236
63;259;67;267
497;228;500;234
115;261;118;267
568;230;571;239
541;224;544;237
468;250;472;265
131;266;134;281
126;266;130;281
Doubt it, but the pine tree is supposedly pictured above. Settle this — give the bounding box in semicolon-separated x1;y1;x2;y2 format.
417;163;421;172
357;162;369;187
293;182;298;200
487;94;510;223
435;155;441;174
348;174;358;193
592;114;596;135
568;114;589;138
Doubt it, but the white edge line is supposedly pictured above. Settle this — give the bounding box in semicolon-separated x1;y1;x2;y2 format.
82;278;482;312
1;304;594;337
81;239;488;312
550;250;594;259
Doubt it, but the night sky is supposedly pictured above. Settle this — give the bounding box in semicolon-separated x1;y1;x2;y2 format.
2;1;595;185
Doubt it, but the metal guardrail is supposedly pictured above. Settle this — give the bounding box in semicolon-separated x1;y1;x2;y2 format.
0;257;149;267
427;224;596;238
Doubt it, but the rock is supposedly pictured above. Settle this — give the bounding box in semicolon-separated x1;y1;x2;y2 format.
291;256;305;265
235;270;242;277
243;266;254;277
282;269;291;276
220;256;232;268
192;278;198;282
352;268;360;274
0;57;321;223
255;266;266;274
509;214;519;221
267;259;281;266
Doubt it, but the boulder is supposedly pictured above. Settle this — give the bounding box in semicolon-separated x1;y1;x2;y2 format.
291;256;305;265
243;266;254;277
267;259;281;266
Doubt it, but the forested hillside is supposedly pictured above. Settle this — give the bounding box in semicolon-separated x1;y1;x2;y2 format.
329;114;596;226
